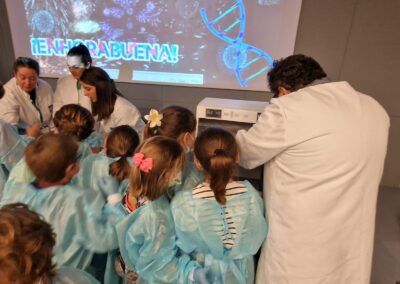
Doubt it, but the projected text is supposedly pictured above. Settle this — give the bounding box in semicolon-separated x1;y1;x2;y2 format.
30;38;179;63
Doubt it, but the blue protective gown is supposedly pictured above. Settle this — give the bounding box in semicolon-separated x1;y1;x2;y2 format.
84;132;103;148
169;151;203;196
171;180;268;284
0;120;26;197
116;194;199;284
75;152;131;199
0;183;123;270
54;266;101;284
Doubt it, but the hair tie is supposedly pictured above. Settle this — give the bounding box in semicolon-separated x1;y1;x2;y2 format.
144;109;163;128
133;153;153;173
213;148;225;156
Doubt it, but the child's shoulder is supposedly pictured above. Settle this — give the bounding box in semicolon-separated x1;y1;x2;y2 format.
80;152;109;169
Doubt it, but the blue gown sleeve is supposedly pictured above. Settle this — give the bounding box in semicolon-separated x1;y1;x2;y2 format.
71;188;124;253
117;196;199;283
54;266;101;284
75;154;114;200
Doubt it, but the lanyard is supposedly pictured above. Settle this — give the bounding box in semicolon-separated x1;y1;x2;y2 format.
28;88;44;125
76;81;81;105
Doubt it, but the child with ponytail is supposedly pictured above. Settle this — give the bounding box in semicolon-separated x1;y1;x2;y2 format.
143;106;202;195
116;136;210;284
171;127;268;284
77;125;140;199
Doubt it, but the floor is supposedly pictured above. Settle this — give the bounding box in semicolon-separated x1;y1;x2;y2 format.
371;186;400;284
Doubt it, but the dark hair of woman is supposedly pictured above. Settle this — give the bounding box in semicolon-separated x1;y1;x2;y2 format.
80;66;123;120
67;44;92;67
0;82;4;99
13;57;40;75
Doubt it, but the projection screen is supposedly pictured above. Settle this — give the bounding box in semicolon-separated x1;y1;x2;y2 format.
5;0;302;91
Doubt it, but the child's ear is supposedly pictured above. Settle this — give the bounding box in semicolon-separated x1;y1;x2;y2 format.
177;132;186;147
194;158;202;170
103;137;108;151
65;162;80;181
236;152;240;164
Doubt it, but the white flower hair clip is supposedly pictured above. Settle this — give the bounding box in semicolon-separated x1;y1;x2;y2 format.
144;109;163;128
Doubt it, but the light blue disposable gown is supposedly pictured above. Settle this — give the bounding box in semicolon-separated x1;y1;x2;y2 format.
116;194;199;284
0;120;26;198
0;182;123;271
75;152;131;283
4;141;93;193
168;151;203;198
54;266;101;284
84;132;104;148
171;180;268;284
75;152;131;199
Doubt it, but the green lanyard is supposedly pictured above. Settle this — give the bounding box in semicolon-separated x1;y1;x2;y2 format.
76;81;81;105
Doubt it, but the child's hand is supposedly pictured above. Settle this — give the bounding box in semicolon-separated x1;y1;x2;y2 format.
26;123;42;138
91;146;103;153
97;176;121;204
193;267;211;284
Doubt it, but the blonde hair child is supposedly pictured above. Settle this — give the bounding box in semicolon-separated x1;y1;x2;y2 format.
143;106;202;195
116;136;210;284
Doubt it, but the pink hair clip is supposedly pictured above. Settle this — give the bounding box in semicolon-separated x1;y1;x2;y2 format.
133;153;153;173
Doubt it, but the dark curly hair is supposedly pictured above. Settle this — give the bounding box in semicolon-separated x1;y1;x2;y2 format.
0;203;56;284
268;54;327;97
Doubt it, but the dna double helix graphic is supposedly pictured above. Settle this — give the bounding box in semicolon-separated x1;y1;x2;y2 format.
200;0;274;87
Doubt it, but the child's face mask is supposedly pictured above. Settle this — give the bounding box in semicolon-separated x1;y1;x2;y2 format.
184;132;195;153
168;171;182;188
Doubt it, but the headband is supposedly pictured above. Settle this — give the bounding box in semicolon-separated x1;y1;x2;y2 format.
67;56;86;69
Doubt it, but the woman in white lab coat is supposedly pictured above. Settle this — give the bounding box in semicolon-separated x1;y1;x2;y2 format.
53;44;92;114
235;54;389;284
0;57;53;131
80;66;145;140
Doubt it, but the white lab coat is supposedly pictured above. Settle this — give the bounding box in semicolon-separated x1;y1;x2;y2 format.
53;75;92;113
0;77;53;128
236;81;389;284
96;96;145;140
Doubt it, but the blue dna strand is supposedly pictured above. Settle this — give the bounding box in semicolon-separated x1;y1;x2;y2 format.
200;0;274;87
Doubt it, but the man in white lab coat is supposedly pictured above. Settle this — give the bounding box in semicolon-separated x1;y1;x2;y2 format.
236;54;390;284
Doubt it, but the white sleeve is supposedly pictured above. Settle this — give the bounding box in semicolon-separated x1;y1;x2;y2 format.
0;88;20;125
236;101;288;169
115;101;145;141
